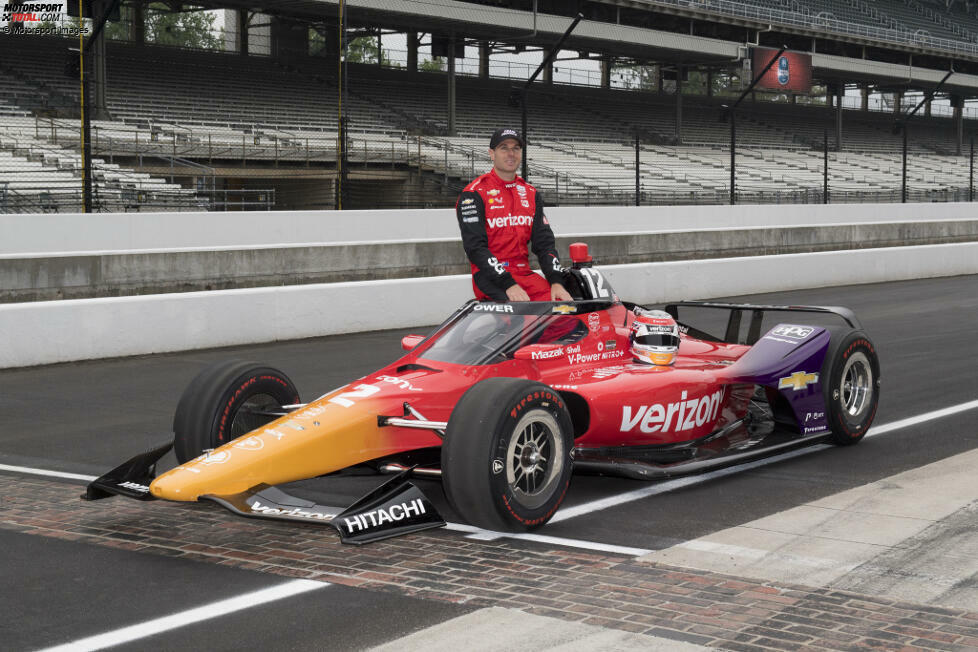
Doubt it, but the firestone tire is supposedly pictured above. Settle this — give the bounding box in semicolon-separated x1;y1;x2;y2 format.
172;360;300;464
442;378;574;532
821;329;880;446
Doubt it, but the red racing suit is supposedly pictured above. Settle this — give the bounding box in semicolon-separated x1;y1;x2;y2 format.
456;169;564;301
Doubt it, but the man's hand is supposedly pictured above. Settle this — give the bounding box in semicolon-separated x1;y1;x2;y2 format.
551;283;572;301
506;284;532;302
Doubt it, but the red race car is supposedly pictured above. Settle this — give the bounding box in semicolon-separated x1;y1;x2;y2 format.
87;244;880;543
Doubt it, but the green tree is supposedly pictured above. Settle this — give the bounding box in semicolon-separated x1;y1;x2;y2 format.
102;3;220;49
346;36;396;66
145;4;220;49
419;56;445;72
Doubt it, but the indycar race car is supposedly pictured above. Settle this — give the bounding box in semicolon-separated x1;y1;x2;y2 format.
86;243;880;544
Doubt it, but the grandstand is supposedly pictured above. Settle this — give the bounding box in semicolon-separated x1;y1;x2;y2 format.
1;0;978;211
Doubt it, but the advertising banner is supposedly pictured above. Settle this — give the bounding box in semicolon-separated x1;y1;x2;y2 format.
751;48;812;93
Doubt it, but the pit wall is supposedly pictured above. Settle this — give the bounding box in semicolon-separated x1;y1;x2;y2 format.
2;240;976;369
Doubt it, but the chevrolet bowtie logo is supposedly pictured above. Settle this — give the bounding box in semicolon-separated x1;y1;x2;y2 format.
778;371;819;391
552;304;577;314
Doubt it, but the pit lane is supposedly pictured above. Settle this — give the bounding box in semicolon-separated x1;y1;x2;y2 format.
2;274;977;650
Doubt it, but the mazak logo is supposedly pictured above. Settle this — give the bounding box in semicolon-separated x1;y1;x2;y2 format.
473;303;513;313
341;499;427;533
621;388;725;434
487;215;532;228
531;347;564;360
771;324;814;340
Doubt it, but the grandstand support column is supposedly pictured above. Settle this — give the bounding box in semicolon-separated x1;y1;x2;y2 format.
407;33;418;73
447;34;457;137
238;10;249;54
861;84;869;111
543;59;553;84
130;2;144;44
91;0;108;120
675;65;684;144
952;94;964;156
478;41;489;79
601;57;611;88
835;84;843;153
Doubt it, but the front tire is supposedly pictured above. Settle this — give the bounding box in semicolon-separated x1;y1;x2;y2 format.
172;360;300;463
442;378;574;531
822;330;880;445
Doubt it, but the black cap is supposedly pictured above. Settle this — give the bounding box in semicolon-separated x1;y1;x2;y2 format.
489;128;524;149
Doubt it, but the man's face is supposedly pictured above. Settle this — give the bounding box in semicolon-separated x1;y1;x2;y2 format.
489;139;522;178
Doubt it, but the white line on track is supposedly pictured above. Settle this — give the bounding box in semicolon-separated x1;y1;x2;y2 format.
34;579;327;652
0;464;96;482
3;399;977;558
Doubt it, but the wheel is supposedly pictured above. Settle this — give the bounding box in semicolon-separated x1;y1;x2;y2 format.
172;360;300;464
441;378;574;531
821;329;880;445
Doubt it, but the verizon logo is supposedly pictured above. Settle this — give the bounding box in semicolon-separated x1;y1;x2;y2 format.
487;215;533;228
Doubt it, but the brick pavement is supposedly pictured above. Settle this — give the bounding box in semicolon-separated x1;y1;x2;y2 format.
3;474;977;651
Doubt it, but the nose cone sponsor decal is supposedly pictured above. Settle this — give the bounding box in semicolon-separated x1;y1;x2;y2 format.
233;436;265;451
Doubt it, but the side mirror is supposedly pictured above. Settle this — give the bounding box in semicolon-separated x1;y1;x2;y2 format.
401;334;425;351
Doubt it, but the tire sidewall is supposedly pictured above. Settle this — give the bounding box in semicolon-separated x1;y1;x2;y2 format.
825;331;880;444
485;385;574;528
210;370;299;448
173;361;299;463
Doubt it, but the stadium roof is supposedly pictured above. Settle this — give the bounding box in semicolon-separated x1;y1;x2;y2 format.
198;0;978;94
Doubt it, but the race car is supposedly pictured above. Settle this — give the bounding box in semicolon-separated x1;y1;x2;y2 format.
86;243;880;544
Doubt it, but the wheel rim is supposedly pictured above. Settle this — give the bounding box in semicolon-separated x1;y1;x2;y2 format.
228;393;281;440
840;351;873;420
505;409;565;510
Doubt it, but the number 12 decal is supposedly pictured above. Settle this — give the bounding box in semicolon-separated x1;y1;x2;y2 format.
328;384;379;407
579;268;610;298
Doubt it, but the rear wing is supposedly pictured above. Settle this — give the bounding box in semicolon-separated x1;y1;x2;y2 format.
664;301;861;346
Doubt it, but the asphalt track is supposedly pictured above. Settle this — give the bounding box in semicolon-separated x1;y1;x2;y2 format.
2;274;977;650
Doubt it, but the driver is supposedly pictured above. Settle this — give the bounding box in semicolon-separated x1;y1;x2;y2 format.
630;309;681;365
456;128;572;303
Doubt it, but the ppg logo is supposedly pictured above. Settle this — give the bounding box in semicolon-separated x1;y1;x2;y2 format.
778;56;789;85
772;324;814;339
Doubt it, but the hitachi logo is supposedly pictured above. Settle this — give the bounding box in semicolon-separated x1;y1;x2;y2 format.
250;500;336;520
342;499;426;533
620;388;725;433
487;215;533;228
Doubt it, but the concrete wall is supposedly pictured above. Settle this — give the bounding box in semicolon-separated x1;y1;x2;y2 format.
4;202;976;253
7;219;978;302
2;242;977;369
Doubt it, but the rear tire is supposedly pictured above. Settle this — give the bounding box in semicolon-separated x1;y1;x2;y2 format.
442;378;573;531
172;360;300;463
821;330;880;446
